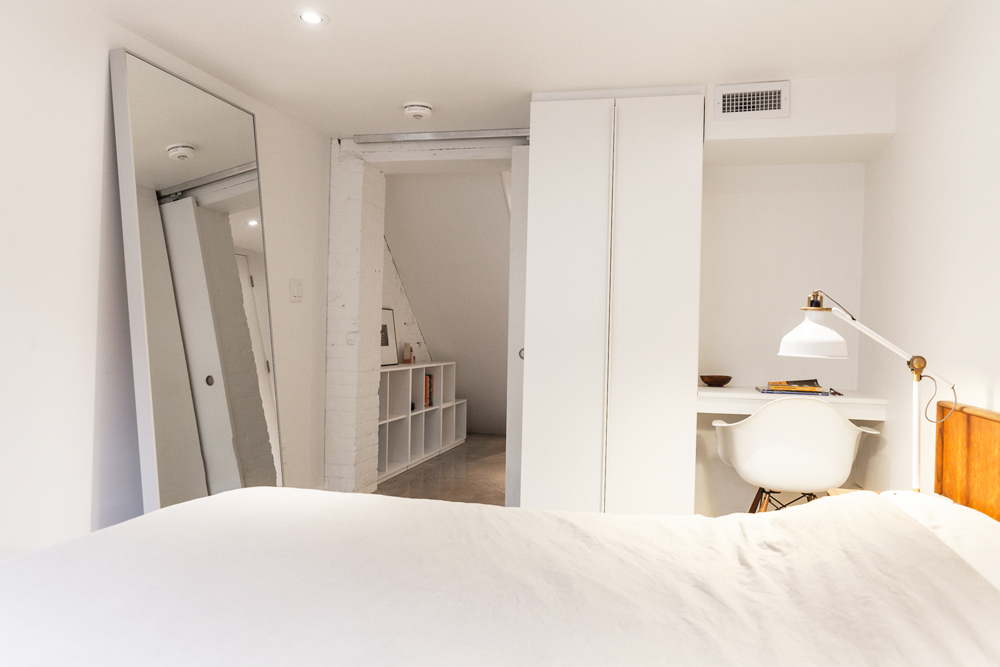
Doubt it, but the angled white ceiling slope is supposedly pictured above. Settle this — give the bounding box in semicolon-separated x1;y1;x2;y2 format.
80;0;955;139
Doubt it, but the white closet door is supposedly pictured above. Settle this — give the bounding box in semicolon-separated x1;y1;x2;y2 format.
604;95;704;514
520;98;614;512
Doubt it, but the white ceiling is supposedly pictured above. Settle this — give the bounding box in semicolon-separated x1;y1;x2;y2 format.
82;0;955;140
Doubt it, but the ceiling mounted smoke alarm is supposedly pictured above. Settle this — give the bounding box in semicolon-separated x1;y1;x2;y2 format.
403;104;432;120
166;144;195;161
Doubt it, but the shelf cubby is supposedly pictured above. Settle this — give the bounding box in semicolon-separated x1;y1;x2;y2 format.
455;400;467;441
387;418;409;473
410;412;425;459
387;370;410;419
410;370;424;410
424;407;442;454
377;423;388;474
443;404;456;447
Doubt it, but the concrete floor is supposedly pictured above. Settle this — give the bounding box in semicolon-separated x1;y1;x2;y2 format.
374;434;506;506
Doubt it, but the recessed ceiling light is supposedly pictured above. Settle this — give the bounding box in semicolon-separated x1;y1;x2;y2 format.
248;220;259;226
298;10;329;25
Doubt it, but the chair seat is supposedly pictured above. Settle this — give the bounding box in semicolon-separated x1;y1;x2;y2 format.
741;446;853;493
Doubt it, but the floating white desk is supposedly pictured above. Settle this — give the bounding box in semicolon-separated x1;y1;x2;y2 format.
697;386;886;421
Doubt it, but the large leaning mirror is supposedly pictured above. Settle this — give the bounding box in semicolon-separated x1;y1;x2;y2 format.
110;49;280;513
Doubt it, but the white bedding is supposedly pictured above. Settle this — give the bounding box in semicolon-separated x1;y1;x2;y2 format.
1;488;998;665
883;490;1000;591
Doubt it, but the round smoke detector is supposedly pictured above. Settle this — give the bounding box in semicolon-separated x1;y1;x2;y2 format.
403;104;432;120
166;144;195;161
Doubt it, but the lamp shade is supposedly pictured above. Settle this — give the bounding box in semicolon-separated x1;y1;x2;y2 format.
778;310;848;359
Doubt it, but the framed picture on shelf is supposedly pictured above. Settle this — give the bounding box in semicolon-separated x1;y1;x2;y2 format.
381;308;398;366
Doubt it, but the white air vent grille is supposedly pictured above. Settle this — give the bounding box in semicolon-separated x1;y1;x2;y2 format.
715;81;790;120
722;89;782;114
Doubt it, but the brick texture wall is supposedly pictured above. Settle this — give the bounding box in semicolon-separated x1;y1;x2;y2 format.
325;153;385;492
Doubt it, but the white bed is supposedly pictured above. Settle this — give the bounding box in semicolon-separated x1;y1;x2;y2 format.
1;486;999;665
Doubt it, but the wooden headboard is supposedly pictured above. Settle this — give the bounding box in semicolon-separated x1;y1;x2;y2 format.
936;401;1000;521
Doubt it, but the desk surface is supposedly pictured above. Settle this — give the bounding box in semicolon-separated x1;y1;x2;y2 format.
697;386;886;421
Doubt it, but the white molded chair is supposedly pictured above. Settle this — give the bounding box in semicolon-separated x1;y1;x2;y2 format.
713;397;879;512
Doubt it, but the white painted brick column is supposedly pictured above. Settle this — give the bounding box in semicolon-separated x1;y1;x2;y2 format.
325;149;385;493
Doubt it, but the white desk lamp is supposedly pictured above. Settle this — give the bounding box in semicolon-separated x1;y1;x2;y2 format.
778;290;956;493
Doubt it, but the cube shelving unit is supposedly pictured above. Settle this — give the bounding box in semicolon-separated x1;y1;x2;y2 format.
377;361;468;483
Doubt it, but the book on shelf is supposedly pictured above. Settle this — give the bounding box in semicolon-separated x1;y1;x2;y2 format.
425;373;433;407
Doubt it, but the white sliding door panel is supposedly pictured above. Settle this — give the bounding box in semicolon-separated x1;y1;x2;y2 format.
134;189;208;510
521;98;614;512
605;95;704;514
505;146;529;507
160;198;242;494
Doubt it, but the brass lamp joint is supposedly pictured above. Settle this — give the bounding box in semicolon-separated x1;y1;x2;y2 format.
908;355;927;381
802;290;831;312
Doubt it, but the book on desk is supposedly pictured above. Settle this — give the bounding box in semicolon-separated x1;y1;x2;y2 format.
755;379;831;397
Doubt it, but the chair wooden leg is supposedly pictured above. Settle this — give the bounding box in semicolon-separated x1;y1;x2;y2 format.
759;491;771;513
748;487;764;513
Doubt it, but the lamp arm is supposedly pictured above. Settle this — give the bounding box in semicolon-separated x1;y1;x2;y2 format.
826;307;955;389
827;307;913;363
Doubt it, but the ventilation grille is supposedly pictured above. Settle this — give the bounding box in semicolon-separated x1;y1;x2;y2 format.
715;81;790;120
722;89;783;114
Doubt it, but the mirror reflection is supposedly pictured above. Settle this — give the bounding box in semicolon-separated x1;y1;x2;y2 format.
111;50;280;512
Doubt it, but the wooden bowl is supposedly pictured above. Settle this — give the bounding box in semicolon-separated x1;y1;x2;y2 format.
700;375;732;387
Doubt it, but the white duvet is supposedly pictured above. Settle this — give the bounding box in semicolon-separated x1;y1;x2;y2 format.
1;488;998;665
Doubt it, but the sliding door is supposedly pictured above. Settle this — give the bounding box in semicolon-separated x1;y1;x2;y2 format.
520;98;614;512
604;95;704;514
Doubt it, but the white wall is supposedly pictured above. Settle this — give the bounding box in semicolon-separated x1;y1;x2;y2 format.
697;163;866;516
0;0;330;558
383;173;510;435
859;0;1000;493
255;124;329;495
700;164;866;390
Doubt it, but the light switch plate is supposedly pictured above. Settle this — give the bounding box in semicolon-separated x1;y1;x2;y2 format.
290;278;303;302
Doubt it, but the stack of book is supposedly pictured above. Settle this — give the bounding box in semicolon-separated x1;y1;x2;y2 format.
755;379;830;396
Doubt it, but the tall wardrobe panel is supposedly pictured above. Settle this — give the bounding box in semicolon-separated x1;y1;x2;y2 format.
520;98;615;512
604;95;704;514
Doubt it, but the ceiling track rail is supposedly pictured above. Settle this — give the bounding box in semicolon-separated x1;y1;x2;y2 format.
157;162;258;199
351;128;529;144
